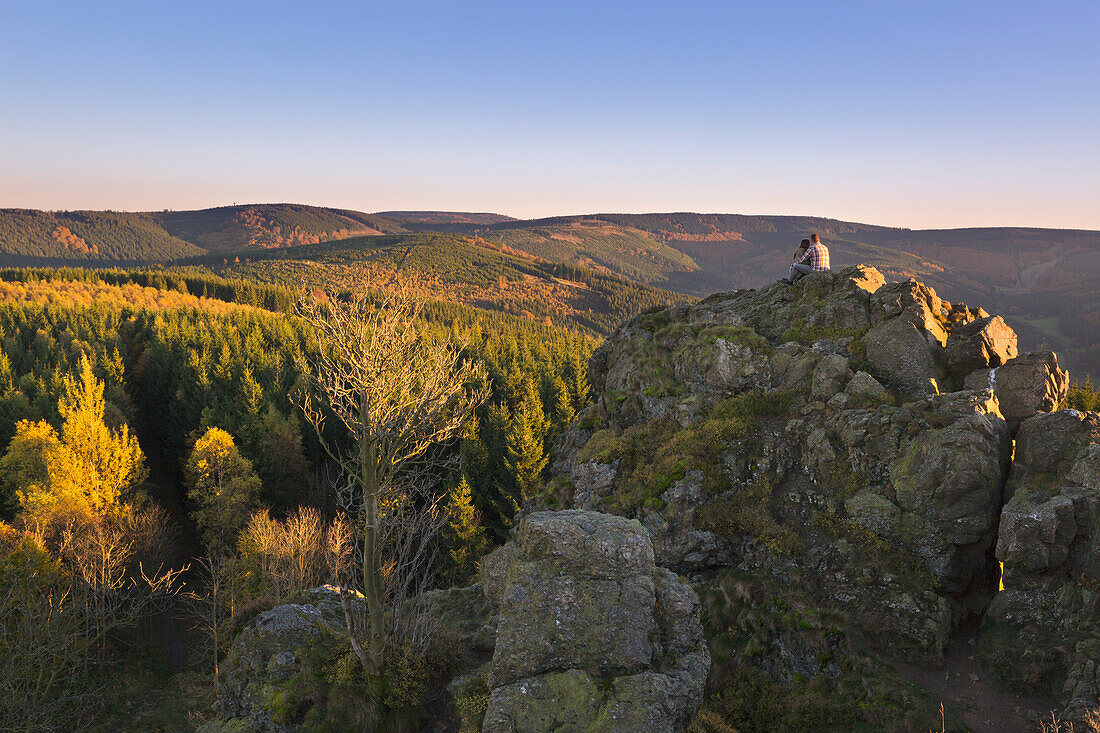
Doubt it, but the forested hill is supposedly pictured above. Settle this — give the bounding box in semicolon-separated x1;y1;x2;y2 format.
0;204;410;262
1;205;1096;376
186;232;688;336
0;209;204;261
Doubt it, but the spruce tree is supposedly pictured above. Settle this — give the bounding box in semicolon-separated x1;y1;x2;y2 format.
502;384;549;507
443;476;488;583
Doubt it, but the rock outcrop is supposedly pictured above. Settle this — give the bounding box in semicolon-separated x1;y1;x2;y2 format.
204;587;351;733
552;266;1091;724
479;510;709;732
984;409;1100;718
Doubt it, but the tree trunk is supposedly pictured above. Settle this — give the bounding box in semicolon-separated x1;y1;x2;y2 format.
359;430;387;687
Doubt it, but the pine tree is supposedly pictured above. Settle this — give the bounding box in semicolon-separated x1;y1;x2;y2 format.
564;352;590;410
502;384;549;507
443;476;488;583
547;372;575;429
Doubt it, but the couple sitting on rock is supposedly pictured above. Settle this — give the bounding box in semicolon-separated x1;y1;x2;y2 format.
781;233;830;284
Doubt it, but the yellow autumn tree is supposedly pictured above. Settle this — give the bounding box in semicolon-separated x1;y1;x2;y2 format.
2;356;145;526
185;427;261;553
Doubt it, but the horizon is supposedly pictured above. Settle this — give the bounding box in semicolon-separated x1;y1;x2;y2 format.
3;2;1099;230
6;201;1100;234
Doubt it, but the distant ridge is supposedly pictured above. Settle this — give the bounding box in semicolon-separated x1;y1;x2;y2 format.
375;211;517;225
0;204;1096;377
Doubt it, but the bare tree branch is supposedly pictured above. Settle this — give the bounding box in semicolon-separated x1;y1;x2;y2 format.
293;287;487;682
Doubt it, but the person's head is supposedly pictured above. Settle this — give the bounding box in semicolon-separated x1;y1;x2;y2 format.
799;239;810;248
810;233;821;244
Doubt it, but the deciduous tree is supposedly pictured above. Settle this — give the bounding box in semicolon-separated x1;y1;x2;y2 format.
296;289;486;688
1;356;144;527
185;427;261;553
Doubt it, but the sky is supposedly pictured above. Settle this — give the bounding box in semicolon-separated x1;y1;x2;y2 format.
1;1;1098;229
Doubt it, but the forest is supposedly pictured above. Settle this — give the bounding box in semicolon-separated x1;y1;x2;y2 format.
0;267;595;729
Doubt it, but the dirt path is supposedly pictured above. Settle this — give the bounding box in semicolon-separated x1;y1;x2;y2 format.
889;626;1059;732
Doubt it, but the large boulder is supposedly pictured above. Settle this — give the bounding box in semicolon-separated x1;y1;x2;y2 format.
965;351;1069;430
983;409;1100;718
946;315;1018;379
208;587;351;733
862;316;944;398
480;511;708;733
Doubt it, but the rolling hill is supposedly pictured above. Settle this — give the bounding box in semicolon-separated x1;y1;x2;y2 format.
0;204;1096;377
182;232;688;336
0;204;410;262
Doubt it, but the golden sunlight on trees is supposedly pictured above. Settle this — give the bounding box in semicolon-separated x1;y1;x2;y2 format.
1;355;145;528
238;507;351;600
185;427;261;553
0;359;179;728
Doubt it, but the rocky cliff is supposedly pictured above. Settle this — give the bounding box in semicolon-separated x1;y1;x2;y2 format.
551;266;1094;730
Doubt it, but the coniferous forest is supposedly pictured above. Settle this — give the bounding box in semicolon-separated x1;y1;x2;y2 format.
0;266;596;729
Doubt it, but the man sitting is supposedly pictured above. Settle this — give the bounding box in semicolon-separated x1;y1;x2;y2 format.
782;233;830;284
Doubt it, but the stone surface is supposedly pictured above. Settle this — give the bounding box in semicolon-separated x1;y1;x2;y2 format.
571;459;619;510
811;353;853;402
844;370;890;402
965;350;1069;430
862;316;944;399
481;510;708;732
211;587;351;733
946;315;1018;380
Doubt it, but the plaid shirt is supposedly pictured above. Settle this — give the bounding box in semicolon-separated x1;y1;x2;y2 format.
795;243;830;271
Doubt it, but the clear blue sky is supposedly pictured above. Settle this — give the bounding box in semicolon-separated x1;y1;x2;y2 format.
2;0;1098;229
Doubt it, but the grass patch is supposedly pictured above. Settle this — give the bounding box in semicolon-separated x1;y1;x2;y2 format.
579;390;800;516
812;511;937;590
824;461;868;501
452;670;491;733
712;390;799;419
694;571;961;733
696;475;803;556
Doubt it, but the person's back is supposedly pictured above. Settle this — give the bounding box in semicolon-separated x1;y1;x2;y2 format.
804;235;830;272
783;233;830;283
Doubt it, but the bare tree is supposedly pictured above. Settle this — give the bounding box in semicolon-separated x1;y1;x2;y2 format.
191;553;230;694
295;289;487;687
